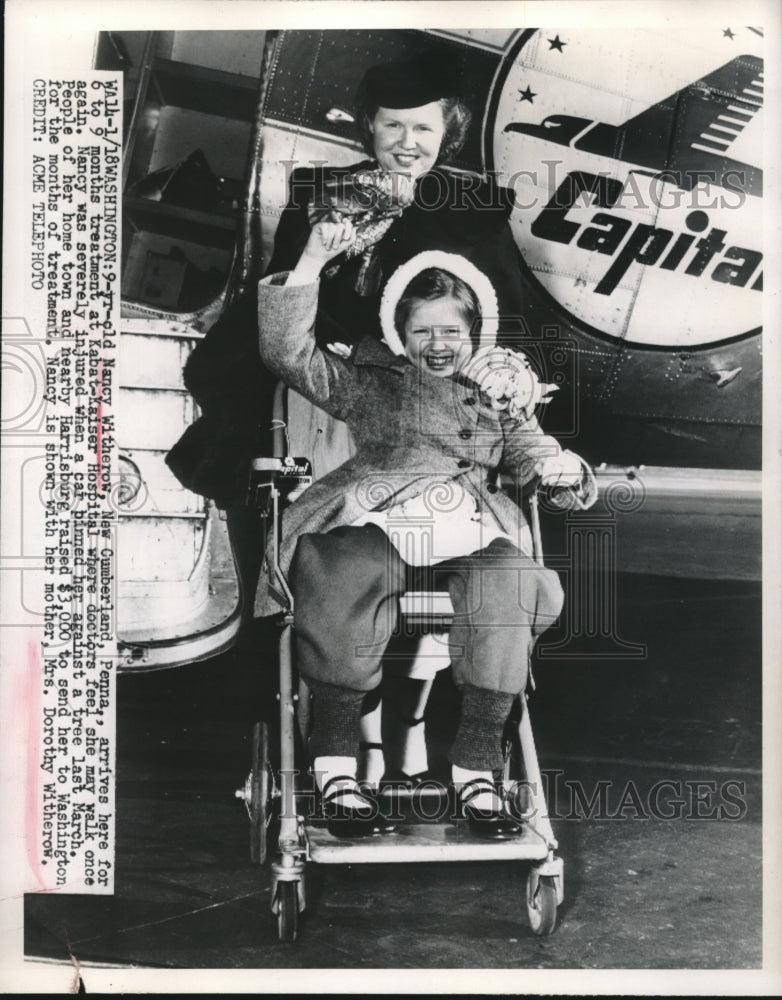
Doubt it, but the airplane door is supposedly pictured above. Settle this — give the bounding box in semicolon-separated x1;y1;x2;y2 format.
99;30;269;669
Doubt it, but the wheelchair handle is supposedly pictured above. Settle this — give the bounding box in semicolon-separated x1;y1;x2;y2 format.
249;457;314;614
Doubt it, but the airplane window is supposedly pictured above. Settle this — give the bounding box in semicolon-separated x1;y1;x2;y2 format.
96;30;265;314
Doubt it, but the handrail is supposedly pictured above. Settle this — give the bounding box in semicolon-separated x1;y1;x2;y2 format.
224;29;282;308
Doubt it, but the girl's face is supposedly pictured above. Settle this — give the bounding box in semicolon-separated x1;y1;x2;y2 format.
402;296;474;378
370;102;446;179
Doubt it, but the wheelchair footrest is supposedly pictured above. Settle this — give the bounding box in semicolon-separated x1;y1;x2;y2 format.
305;820;550;863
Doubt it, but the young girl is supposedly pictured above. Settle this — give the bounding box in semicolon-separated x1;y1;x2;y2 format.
256;218;592;838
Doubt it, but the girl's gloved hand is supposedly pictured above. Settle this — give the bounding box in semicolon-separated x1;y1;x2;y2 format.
535;450;598;510
305;218;358;263
288;218;358;285
537;449;584;488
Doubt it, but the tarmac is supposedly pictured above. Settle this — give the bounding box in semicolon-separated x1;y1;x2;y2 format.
24;572;762;972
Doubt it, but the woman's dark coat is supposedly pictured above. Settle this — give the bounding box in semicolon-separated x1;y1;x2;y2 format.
267;161;525;344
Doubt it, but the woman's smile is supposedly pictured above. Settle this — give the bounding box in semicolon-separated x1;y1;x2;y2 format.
391;152;420;170
370;102;446;180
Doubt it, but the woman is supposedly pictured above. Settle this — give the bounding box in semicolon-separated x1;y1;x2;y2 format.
266;50;525;347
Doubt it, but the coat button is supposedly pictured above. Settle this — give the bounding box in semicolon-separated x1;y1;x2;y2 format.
458;429;472;440
464;396;476;406
457;459;471;469
486;483;498;494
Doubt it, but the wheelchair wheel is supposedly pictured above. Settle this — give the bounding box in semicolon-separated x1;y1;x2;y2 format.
527;870;558;936
276;880;299;942
250;722;270;865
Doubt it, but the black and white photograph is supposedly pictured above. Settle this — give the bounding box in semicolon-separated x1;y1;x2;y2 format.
2;0;780;993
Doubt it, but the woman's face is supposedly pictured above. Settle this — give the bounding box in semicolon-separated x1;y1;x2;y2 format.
402;296;474;378
369;102;446;179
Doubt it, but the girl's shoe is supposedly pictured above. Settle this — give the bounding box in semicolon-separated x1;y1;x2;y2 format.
458;778;521;840
320;775;393;838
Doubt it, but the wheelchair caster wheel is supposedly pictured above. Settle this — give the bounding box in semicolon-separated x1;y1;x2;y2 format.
276;880;300;942
250;722;270;865
527;871;558;936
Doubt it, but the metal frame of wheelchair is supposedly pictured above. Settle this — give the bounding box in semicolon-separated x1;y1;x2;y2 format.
235;458;564;943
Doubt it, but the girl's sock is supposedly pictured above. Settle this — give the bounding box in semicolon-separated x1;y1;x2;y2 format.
449;683;515;771
452;764;502;811
307;677;366;758
313;755;373;812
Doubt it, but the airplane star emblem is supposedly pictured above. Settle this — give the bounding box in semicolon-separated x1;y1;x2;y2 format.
723;28;735;39
518;86;537;103
548;35;566;52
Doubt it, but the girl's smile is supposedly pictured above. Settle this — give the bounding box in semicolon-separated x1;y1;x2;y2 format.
403;297;474;378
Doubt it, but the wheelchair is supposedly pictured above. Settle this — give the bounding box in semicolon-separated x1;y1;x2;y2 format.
235;417;565;943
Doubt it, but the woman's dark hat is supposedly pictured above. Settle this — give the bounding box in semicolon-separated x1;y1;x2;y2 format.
358;49;462;109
